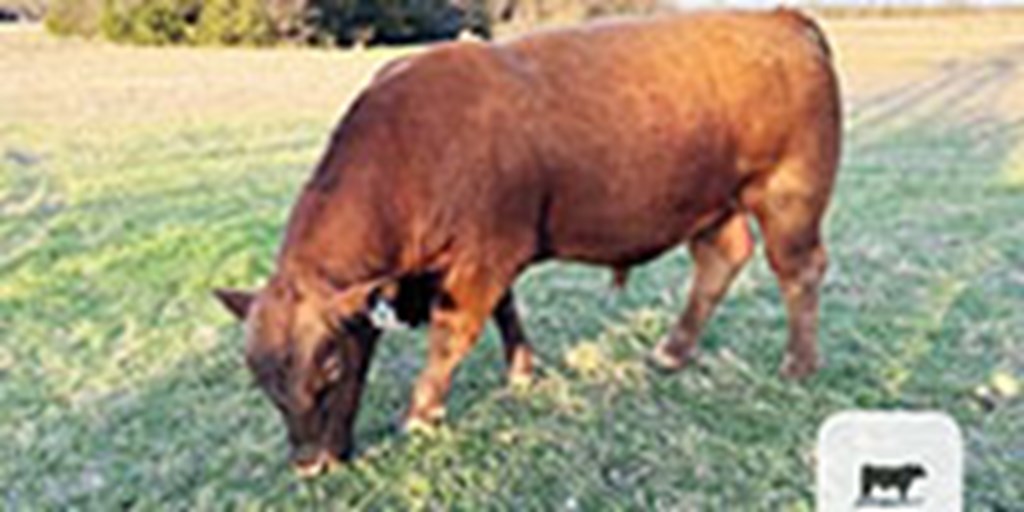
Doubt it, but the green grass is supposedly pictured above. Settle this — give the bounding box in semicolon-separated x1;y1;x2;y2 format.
2;26;1023;510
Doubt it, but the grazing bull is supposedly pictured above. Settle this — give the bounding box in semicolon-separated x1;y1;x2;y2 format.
215;8;840;476
860;464;928;502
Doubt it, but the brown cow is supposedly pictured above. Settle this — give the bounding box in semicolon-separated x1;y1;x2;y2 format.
215;8;840;477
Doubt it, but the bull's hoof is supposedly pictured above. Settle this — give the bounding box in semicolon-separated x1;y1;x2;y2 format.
508;371;534;392
402;407;445;437
293;462;326;479
291;453;339;479
403;417;439;437
779;354;821;380
647;339;697;373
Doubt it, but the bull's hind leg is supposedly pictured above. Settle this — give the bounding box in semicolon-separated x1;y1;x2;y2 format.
649;213;754;371
747;159;833;379
493;291;534;388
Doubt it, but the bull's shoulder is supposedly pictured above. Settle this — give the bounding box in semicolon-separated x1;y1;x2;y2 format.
369;53;420;86
368;41;501;89
359;41;532;124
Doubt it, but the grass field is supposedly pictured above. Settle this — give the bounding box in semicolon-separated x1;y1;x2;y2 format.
2;12;1023;510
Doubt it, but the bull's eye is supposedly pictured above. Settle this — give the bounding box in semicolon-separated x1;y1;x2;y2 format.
248;355;289;404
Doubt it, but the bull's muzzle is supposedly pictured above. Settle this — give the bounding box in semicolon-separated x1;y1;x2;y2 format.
290;445;340;479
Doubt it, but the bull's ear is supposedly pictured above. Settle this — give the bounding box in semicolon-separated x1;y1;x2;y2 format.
214;288;255;320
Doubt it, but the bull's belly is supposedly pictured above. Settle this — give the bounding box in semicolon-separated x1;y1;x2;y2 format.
545;203;725;268
532;122;744;268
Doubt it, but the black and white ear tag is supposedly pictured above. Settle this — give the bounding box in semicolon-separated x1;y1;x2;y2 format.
368;297;406;331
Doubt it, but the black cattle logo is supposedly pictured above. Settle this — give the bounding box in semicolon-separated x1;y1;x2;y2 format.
858;463;928;506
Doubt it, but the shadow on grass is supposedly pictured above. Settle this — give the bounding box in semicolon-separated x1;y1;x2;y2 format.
4;48;1024;510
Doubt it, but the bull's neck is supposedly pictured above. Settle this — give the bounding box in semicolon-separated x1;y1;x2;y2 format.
275;177;397;291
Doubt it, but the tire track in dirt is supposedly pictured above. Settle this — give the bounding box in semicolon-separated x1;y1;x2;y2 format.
847;43;1024;151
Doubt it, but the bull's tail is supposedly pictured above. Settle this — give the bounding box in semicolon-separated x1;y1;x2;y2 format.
610;267;630;290
773;7;832;61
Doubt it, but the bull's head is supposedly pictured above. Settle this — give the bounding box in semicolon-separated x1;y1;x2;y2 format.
214;274;385;477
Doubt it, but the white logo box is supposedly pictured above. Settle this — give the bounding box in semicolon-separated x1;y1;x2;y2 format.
817;411;963;512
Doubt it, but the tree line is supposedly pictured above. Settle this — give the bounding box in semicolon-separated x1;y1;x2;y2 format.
42;0;656;47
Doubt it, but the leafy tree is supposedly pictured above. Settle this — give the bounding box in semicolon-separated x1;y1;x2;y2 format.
100;0;199;45
264;0;313;41
0;0;49;21
309;0;464;45
195;0;275;46
44;0;656;47
45;0;103;36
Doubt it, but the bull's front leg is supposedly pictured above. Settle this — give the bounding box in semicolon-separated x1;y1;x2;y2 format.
404;264;512;432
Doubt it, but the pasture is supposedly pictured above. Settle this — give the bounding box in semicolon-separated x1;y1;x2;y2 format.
1;12;1023;509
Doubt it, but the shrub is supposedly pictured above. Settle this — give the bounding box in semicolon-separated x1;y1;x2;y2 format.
583;0;657;19
264;0;313;41
309;0;464;46
195;0;275;46
100;0;199;45
44;0;654;47
484;0;657;37
44;0;103;36
0;0;49;21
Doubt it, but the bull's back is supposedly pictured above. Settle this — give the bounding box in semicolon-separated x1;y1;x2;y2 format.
330;11;839;274
494;10;838;265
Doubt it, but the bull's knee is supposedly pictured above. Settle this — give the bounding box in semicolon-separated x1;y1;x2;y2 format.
769;235;827;281
779;246;827;301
